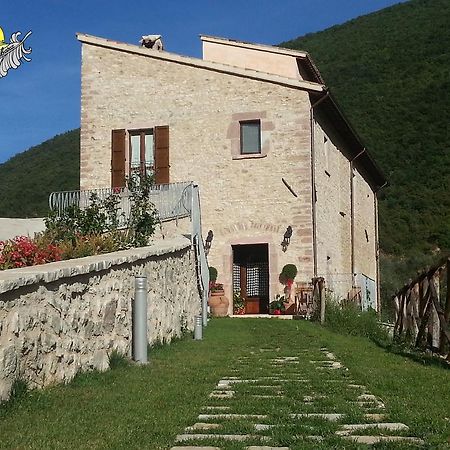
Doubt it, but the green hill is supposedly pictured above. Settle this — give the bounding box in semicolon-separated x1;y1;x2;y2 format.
281;0;450;257
0;129;80;217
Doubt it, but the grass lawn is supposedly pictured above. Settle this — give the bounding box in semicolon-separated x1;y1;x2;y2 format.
0;318;449;449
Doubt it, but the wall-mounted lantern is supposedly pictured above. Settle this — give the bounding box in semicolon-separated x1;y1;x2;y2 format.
205;230;214;255
281;226;293;252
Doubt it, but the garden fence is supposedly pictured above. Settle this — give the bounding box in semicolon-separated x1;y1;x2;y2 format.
393;257;450;358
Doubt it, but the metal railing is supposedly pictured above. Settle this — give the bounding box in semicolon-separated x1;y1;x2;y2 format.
48;182;193;226
49;180;209;326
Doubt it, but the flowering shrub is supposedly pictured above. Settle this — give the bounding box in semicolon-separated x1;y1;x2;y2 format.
0;236;61;270
269;294;286;315
233;291;245;315
0;173;158;271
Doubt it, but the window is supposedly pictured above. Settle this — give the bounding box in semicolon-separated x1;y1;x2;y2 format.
111;126;169;188
240;120;261;155
129;129;154;177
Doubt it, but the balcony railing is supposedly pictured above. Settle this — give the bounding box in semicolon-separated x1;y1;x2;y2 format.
48;182;194;227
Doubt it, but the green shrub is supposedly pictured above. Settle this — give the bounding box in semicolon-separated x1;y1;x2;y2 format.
125;173;158;247
281;264;297;280
325;298;389;346
209;266;218;283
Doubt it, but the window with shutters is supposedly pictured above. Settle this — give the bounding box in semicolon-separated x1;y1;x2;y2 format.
129;129;154;177
111;126;169;188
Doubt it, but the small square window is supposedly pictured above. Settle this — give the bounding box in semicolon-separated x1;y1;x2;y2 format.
240;120;261;154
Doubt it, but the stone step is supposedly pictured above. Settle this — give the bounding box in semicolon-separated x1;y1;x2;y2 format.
247;385;282;389
176;434;270;442
170;447;220;450
336;422;409;436
252;394;285;399
209;391;234;398
342;435;425;445
185;423;221;431
347;384;367;389
290;413;344;422
364;413;387;421
246;447;290;450
254;424;276;431
198;414;268;420
202;406;231;411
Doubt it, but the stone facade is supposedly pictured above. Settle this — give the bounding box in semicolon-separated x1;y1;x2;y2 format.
77;34;385;311
0;237;201;401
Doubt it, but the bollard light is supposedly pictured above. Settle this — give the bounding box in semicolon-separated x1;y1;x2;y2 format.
133;276;148;364
194;315;203;340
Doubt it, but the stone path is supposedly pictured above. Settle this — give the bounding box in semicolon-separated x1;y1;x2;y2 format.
170;346;424;449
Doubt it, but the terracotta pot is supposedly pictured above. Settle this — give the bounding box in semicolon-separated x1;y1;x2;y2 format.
208;290;229;317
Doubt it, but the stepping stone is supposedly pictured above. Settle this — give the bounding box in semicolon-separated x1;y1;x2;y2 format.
269;379;309;383
209;391;234;398
259;348;280;352
215;384;232;390
202;406;231;411
218;379;258;387
305;436;324;442
315;361;345;370
290;413;344;422
357;394;377;401
336;422;409;436
347;384;366;389
355;400;385;409
246;447;289;450
254;424;276;431
176;434;270;442
248;385;282;389
186;423;221;431
303;394;326;402
252;394;285;399
198;414;268;420
364;413;387;421
342;435;425;445
170;447;220;450
323;351;336;360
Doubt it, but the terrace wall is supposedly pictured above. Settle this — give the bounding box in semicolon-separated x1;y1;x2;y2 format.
0;237;200;401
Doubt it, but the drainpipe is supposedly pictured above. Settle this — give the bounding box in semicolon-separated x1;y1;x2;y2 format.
310;90;329;277
374;181;388;313
349;148;366;285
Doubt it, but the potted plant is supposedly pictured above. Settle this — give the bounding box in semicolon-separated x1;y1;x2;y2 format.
279;264;298;312
208;266;229;317
269;294;286;315
233;291;245;315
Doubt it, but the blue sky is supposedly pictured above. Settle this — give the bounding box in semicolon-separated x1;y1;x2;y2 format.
0;0;407;163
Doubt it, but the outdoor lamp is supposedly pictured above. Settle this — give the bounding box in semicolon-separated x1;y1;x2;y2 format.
281;226;292;252
205;230;214;255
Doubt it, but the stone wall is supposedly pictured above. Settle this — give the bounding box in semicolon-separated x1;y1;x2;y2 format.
314;118;377;301
0;218;45;241
0;237;201;401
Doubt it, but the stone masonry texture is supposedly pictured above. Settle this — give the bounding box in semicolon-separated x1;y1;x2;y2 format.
0;237;201;401
79;38;379;308
80;43;314;306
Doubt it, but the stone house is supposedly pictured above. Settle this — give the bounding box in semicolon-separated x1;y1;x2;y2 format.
77;33;386;314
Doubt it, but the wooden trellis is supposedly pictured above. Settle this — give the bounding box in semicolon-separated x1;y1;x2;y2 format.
393;258;450;358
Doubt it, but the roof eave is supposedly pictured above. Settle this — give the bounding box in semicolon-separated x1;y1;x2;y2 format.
76;33;325;93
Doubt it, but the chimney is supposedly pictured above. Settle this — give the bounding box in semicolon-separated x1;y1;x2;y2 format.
140;35;164;51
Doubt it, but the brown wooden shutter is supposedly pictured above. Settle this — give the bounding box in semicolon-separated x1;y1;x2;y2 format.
154;125;170;184
111;129;126;188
